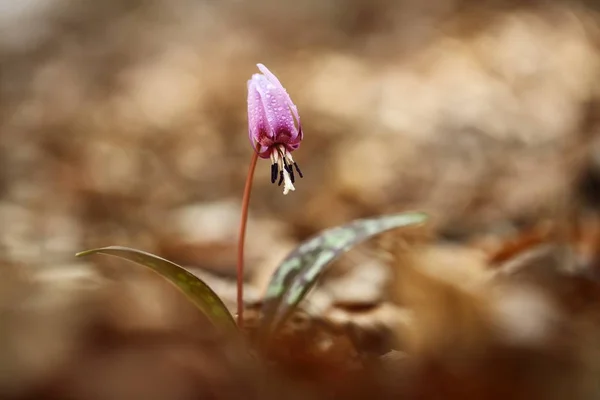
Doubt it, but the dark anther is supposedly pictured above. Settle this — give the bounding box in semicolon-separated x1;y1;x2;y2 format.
278;170;284;186
271;163;278;184
283;158;295;183
293;162;303;178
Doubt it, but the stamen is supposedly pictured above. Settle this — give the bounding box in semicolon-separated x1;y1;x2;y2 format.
270;145;301;194
293;162;303;178
283;157;295;183
270;163;278;184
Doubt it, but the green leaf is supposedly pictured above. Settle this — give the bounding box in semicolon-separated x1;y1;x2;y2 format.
260;212;428;336
76;246;237;330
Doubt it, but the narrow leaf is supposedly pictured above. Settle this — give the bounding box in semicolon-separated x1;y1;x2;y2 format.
260;212;428;335
76;246;237;330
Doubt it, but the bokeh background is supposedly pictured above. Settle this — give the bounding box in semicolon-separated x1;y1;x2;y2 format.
2;0;600;398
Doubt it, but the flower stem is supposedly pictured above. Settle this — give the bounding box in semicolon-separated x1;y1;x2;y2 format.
237;149;259;329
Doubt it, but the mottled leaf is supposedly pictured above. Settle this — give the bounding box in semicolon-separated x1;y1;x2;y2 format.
260;212;428;335
76;246;237;330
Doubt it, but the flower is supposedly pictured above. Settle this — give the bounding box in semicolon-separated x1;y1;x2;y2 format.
247;63;303;195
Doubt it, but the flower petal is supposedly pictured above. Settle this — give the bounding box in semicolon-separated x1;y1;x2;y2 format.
253;73;297;144
256;63;302;142
256;144;272;158
247;76;274;152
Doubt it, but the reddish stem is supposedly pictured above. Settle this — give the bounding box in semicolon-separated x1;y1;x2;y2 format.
237;149;259;329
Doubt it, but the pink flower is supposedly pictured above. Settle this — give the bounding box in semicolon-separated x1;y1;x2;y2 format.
247;63;303;195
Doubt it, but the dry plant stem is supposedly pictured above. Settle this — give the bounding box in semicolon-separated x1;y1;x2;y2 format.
237;149;260;329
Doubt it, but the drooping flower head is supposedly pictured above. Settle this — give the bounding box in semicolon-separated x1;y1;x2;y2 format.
247;63;303;195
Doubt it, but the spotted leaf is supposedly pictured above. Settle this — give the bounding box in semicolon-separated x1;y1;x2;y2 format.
260;212;428;336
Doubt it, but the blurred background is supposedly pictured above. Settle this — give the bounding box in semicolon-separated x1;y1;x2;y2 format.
1;0;600;398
